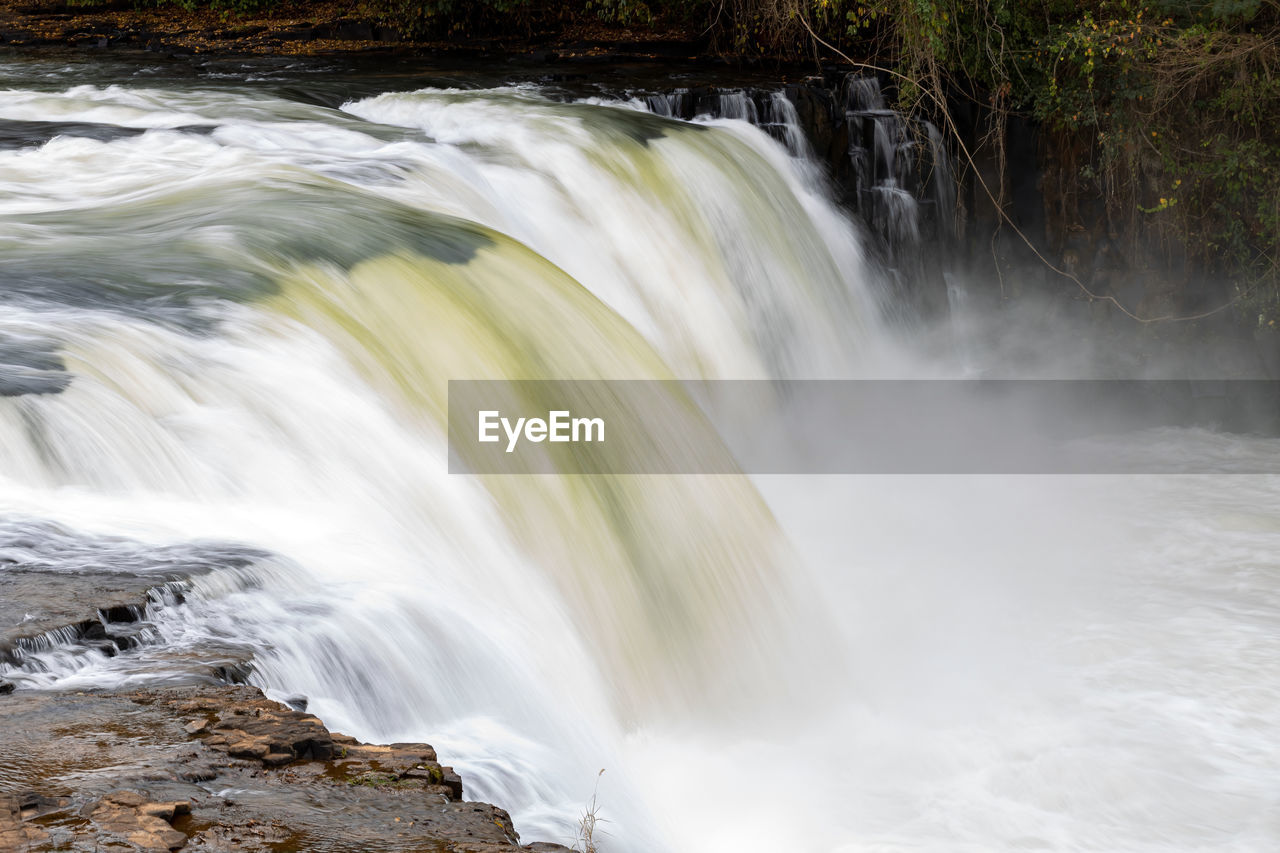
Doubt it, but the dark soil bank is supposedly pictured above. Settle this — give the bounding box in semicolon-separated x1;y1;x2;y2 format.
0;0;706;60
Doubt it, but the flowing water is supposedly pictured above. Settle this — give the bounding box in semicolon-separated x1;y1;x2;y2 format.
0;53;1277;852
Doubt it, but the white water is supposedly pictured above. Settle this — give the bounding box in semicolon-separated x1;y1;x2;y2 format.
0;60;1278;853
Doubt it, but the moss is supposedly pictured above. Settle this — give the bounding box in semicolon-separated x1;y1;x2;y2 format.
345;770;436;789
346;771;400;787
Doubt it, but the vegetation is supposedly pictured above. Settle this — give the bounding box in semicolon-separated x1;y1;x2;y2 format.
825;0;1280;321
573;769;606;853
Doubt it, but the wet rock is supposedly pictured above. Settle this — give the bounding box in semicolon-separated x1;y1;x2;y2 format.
0;791;65;850
0;117;144;150
211;661;255;684
0;794;28;852
84;790;189;850
139;800;192;822
214;25;265;39
226;739;270;760
0;555;573;852
176;761;218;783
0;527;262;686
0;517;262;662
182;718;209;735
143;687;475;803
1;687;569;851
272;25;314;42
333;740;463;800
203;703;334;764
15;791;65;819
101;604;144;624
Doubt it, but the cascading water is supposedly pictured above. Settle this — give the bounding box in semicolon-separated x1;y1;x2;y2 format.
1;54;1278;853
0;57;873;850
836;73;954;312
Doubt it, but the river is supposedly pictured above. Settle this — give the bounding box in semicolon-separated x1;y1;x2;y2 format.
0;52;1276;852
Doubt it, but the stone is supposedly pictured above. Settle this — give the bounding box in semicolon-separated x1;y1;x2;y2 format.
176;762;218;783
281;693;307;712
0;794;27;852
227;739;271;760
441;769;464;801
87;790;189;850
206;703;332;764
139;800;190;821
1;686;565;851
102;790;148;807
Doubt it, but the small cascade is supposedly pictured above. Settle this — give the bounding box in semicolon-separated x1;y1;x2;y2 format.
845;75;887;112
838;73;953;313
641;88;761;126
637;76;955;314
840;74;951;254
1;581;186;685
926;120;956;241
640;86;812;156
761;91;811;158
715;90;758;122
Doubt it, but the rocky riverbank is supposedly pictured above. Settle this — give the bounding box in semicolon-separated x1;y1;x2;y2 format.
1;685;572;851
0;548;573;852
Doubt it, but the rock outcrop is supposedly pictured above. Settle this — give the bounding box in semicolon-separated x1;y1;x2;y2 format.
0;555;574;852
0;685;573;852
82;791;191;852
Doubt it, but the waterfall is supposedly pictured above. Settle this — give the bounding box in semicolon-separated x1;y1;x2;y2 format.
0;69;874;849
634;75;954;292
1;57;1277;853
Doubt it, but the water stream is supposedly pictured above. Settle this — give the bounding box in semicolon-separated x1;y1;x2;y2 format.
0;53;1276;852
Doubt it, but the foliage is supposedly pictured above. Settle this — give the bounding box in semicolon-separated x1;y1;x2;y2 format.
133;0;277;15
363;0;534;38
820;0;1280;318
361;0;707;38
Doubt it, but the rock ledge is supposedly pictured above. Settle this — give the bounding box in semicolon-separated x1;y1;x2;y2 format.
0;685;573;852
